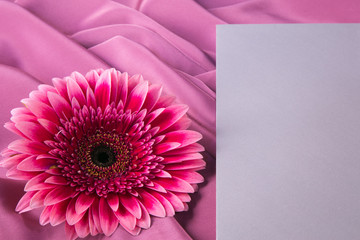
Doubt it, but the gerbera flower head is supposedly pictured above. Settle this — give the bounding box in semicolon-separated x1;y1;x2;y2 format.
0;68;205;239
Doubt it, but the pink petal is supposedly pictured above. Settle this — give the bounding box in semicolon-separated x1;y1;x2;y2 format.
90;199;102;233
128;189;140;197
10;114;37;124
151;104;189;133
192;184;199;192
154;177;194;193
38;84;57;94
29;90;49;105
117;112;132;133
183;202;189;211
27;182;54;191
99;197;118;236
153;142;181;154
127;74;144;92
10;107;32;116
46;167;62;175
162;143;205;155
24;173;51;191
86;87;97;108
75;193;95;214
95;70;111;110
85;69;101;89
8;139;50;155
1;154;27;168
173;192;191;203
136;201;151;229
66;197;87;225
169;170;204;184
116;72;128;106
37;118;59;135
138;190;166;217
144;108;165;126
119;194;141;219
153;134;165;144
109;68;119;103
50;199;69;226
4;122;27;139
21;98;59;124
106;193;119;212
47;92;72;119
44;186;76;206
40;205;54;226
67;77;86;106
114;203;136;230
52;77;69;100
126;81;148;112
163;130;202;147
30;189;51;209
17;155;55;172
15;191;36;213
154;170;172;178
164;159;206;171
1;148;17;157
135;108;147;121
160;191;185;212
65;223;78;240
162;153;203;163
74;212;90;238
71;97;81;110
70;71;89;93
148;191;175;216
37;154;60;161
45;176;68;185
142;84;162;112
146;181;167;193
6;166;37;180
164;115;192;132
88;209;98;236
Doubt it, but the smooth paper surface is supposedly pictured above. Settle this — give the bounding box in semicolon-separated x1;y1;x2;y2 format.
217;24;360;240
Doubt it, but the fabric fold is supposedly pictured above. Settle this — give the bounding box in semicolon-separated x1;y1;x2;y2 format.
0;1;216;239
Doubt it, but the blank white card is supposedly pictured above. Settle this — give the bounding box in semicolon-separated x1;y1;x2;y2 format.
217;24;360;240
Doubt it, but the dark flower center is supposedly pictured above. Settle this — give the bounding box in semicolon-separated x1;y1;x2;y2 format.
76;131;133;179
91;145;116;167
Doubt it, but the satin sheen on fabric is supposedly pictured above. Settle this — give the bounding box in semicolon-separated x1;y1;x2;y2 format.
0;0;360;239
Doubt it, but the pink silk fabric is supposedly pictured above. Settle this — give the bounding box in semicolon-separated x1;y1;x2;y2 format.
0;0;359;239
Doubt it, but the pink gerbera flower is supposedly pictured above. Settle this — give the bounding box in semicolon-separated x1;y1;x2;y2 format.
0;68;205;239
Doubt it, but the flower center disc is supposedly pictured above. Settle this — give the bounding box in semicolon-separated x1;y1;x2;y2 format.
91;146;116;167
76;131;133;179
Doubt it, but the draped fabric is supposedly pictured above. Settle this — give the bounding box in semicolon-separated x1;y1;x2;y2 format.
0;0;359;239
